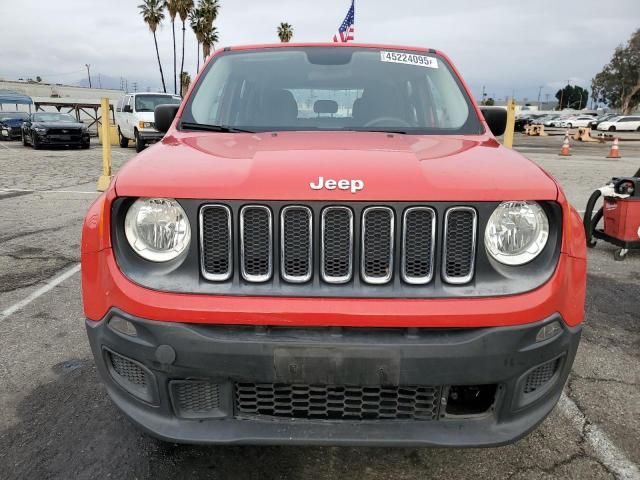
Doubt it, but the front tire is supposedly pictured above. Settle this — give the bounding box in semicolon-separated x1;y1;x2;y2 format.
134;130;145;153
22;133;28;146
567;123;572;128
609;126;616;132
32;135;40;149
118;128;129;148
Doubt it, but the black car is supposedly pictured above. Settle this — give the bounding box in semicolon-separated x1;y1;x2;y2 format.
0;112;30;140
589;113;616;130
21;112;90;149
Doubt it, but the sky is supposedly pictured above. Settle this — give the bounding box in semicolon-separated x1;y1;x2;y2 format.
1;0;638;102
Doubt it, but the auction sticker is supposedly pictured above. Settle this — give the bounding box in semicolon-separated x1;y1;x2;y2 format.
380;51;438;69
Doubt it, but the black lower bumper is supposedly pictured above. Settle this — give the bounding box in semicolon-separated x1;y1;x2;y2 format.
137;130;164;142
86;310;581;446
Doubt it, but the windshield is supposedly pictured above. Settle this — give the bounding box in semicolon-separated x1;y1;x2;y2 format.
181;47;482;134
0;112;29;121
32;113;76;123
135;95;181;112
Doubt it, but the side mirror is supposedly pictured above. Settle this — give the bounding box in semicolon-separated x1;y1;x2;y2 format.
154;104;180;133
480;107;507;137
123;105;132;113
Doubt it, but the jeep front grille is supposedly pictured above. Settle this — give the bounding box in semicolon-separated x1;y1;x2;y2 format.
199;202;478;288
235;383;442;421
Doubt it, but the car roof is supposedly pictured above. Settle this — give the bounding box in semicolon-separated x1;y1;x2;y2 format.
223;42;439;55
130;92;179;96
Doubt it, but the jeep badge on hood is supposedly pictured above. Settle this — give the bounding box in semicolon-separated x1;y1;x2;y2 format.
310;176;364;193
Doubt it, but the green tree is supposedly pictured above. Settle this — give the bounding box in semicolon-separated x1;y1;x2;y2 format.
277;22;294;43
481;97;495;106
138;0;167;93
177;0;194;97
200;0;220;61
555;84;588;110
202;26;219;59
180;71;191;97
165;0;180;94
592;29;640;114
189;7;206;71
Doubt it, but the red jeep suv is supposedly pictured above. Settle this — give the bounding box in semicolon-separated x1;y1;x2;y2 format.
81;44;586;446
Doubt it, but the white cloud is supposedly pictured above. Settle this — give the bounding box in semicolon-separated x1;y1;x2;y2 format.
0;0;638;99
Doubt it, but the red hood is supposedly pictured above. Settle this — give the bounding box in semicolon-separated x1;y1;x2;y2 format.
114;131;558;201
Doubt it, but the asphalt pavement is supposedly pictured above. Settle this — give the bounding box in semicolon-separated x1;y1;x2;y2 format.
0;134;638;480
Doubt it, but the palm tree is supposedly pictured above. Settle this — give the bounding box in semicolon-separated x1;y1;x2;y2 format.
277;22;293;43
189;7;206;71
180;71;191;97
177;0;194;94
202;26;219;59
165;0;180;94
138;0;167;93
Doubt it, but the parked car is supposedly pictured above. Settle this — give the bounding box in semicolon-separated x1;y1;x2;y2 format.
560;116;595;128
0;112;29;140
597;116;640;132
588;114;616;130
82;43;586;447
115;92;181;152
543;115;561;127
549;116;572;127
21;112;90;149
0;112;30;140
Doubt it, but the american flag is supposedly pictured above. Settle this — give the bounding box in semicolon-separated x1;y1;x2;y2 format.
333;0;355;43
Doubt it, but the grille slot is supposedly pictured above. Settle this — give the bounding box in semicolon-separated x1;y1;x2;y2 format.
321;207;354;283
200;205;232;281
235;383;442;421
442;207;477;284
281;206;312;282
104;349;156;404
240;205;273;282
402;207;436;284
361;207;394;284
524;358;561;394
170;381;221;418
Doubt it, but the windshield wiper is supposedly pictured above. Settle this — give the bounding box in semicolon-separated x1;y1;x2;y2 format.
180;122;255;133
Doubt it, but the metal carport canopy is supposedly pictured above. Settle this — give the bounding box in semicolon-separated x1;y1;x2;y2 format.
0;90;33;105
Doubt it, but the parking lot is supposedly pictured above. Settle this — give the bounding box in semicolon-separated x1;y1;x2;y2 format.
0;134;639;479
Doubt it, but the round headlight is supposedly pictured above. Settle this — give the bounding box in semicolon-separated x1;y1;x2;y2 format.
124;198;191;262
484;201;549;266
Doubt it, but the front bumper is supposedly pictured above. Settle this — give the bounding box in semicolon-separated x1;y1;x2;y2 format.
137;129;164;142
35;132;90;146
86;309;581;446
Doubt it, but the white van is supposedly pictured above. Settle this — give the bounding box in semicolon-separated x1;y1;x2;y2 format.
115;92;181;152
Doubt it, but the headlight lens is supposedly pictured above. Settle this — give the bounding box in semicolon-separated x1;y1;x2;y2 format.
138;121;154;129
124;198;191;262
484;201;549;265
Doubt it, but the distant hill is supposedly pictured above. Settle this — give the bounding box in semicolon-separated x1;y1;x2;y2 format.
75;74;166;93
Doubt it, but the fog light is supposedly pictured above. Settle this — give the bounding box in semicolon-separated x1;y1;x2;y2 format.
536;321;561;342
109;317;137;336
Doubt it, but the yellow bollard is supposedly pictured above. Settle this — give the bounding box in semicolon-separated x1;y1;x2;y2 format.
503;98;516;148
97;97;112;192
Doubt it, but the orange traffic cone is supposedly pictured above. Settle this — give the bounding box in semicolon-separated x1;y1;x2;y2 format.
559;132;571;157
607;137;621;159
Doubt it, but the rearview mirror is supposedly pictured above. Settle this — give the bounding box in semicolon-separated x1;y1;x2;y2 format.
154;104;180;133
123;105;132;113
480;107;507;137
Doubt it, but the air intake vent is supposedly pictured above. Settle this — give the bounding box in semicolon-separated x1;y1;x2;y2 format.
524;358;561;394
170;380;222;419
105;348;157;404
240;205;273;282
443;207;477;284
235;383;442;421
321;207;354;283
200;205;232;281
281;206;312;282
361;207;394;284
402;207;436;284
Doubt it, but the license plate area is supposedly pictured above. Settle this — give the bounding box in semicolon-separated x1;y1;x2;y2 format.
273;347;400;385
